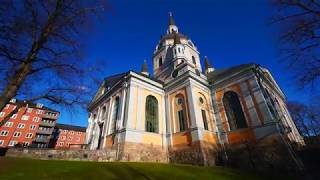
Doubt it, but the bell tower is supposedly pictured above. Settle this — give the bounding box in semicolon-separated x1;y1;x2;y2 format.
152;13;202;82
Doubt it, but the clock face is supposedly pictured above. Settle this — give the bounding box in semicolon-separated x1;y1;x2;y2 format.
172;70;178;78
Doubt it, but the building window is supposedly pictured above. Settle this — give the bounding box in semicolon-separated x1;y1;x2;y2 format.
23;142;30;147
159;57;163;67
8;141;17;147
0;140;4;146
145;95;158;133
25;133;33;138
30;125;36;130
223;91;248;131
0;130;9;136
11;114;17;119
17;123;25;129
60;136;66;140
36;110;43;114
4;122;13;127
199;97;204;104
68;137;72;141
59;142;64;146
77;132;81;135
192;56;196;64
27;108;33;113
201;110;209;130
178;110;186;131
111;96;120;133
21;115;29;121
33;117;40;122
0;112;5;117
176;98;183;105
13;132;21;137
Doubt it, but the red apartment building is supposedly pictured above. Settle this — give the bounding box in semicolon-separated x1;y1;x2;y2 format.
50;123;86;149
0;99;59;148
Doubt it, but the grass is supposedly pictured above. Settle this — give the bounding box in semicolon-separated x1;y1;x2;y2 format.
0;157;284;180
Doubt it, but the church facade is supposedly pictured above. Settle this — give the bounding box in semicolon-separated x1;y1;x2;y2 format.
86;14;304;165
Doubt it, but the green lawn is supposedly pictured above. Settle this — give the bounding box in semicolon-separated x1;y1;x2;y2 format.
0;157;285;180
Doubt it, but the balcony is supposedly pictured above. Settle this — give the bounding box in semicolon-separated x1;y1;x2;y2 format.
34;137;49;143
40;120;56;127
36;129;52;135
43;112;58;119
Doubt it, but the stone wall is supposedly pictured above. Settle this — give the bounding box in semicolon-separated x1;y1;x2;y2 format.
223;134;304;173
5;148;117;162
168;141;218;166
120;142;168;163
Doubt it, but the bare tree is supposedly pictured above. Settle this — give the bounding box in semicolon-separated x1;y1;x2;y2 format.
0;0;106;127
271;0;320;87
288;101;320;143
287;101;311;137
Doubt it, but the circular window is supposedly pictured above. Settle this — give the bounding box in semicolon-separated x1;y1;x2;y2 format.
172;70;178;78
199;97;204;104
176;98;183;105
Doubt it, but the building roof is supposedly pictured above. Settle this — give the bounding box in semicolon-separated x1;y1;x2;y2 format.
55;123;86;132
207;63;256;82
160;32;187;42
103;72;127;88
8;99;59;113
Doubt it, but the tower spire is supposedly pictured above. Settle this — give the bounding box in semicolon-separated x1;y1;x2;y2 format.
169;12;175;25
141;59;149;76
167;12;178;34
204;56;214;74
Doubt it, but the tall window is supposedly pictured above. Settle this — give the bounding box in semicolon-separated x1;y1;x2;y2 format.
223;91;247;130
101;106;106;120
178;110;186;131
159;57;163;67
145;95;158;133
201;110;208;130
176;95;187;132
111;97;120;132
192;56;196;64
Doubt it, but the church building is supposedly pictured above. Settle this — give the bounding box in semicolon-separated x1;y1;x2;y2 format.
86;14;304;165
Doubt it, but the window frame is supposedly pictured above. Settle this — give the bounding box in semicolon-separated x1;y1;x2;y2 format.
145;95;159;133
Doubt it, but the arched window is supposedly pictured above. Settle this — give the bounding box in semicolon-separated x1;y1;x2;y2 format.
199;96;209;130
145;95;158;133
111;97;120;133
175;95;187;132
201;110;208;130
192;56;196;64
158;57;163;67
223;91;247;130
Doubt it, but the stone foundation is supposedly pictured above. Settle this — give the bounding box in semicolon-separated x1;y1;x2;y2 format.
119;142;168;163
223;134;304;173
168;141;219;166
5;148;117;161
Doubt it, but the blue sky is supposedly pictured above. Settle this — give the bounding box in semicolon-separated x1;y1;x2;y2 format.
56;0;309;127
